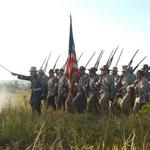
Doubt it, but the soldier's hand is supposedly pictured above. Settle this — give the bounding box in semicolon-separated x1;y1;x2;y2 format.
134;80;139;86
96;81;101;86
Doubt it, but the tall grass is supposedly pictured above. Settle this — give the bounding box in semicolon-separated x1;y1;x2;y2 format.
0;90;150;150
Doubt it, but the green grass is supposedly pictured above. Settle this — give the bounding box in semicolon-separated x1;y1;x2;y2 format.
0;90;150;150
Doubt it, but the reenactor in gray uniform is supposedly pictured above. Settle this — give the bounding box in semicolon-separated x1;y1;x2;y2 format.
78;66;89;93
120;85;135;115
57;69;68;110
128;66;136;80
133;70;149;113
47;69;58;111
99;65;115;112
117;65;135;97
111;67;120;84
53;69;60;98
72;66;89;113
55;69;60;78
38;69;49;104
87;67;100;114
11;67;43;115
141;64;150;81
88;67;99;96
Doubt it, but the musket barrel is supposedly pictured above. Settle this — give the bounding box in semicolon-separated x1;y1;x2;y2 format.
85;51;96;68
107;45;119;68
44;51;52;72
94;49;104;68
53;55;60;71
133;56;147;72
77;52;83;62
115;48;123;67
40;58;46;70
127;49;139;68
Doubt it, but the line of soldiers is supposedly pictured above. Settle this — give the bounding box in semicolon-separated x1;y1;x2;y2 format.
11;64;150;116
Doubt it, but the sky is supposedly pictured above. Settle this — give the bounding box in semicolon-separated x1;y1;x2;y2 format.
0;0;150;81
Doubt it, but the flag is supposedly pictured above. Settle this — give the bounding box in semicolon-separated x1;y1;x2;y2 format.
66;15;78;83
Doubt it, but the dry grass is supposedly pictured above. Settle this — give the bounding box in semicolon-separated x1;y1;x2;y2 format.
0;90;150;150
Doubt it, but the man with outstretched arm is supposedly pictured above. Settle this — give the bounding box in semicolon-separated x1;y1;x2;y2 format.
11;66;43;115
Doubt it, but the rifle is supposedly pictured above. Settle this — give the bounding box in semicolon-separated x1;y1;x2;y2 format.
77;52;83;62
127;49;139;69
44;52;52;72
107;45;119;68
85;51;96;68
106;49;114;66
40;58;46;70
94;49;104;69
53;55;60;71
133;56;147;72
115;48;123;67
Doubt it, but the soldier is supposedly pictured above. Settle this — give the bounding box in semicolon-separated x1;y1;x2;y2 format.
86;67;100;114
38;69;49;105
55;69;60;79
141;64;150;81
88;67;99;96
133;70;149;113
47;69;58;111
59;68;65;78
57;70;68;110
11;67;43;115
99;65;115;112
73;85;87;113
72;66;88;113
128;66;136;80
111;67;120;84
110;67;121;114
53;69;60;98
78;66;89;92
117;65;135;97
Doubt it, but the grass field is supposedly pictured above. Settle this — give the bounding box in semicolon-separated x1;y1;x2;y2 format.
0;90;150;150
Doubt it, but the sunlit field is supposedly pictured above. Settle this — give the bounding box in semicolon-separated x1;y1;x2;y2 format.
0;88;150;150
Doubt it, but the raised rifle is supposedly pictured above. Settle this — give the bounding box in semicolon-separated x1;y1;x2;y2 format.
106;49;114;67
133;56;147;72
77;52;83;62
107;45;119;68
94;49;104;69
115;48;123;67
44;51;52;72
53;55;60;71
127;49;139;69
40;58;46;70
85;51;96;68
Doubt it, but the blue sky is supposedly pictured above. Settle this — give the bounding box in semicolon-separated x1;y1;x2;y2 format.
0;0;149;80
